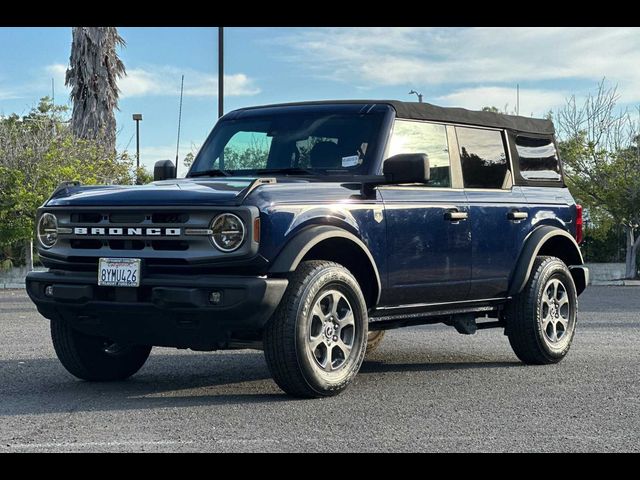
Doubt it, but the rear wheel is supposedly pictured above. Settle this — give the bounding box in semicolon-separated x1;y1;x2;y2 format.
263;261;368;398
365;330;385;356
506;256;578;364
51;317;151;381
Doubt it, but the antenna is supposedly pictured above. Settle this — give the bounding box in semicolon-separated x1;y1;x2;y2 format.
176;74;185;166
516;84;520;116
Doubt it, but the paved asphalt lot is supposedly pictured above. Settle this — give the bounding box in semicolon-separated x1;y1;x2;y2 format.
0;286;638;452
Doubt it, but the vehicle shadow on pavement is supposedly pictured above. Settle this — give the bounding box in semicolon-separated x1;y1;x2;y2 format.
0;351;287;416
360;359;522;374
0;350;523;416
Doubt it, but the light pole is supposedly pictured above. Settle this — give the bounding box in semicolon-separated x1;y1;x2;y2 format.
218;26;224;118
133;113;142;184
409;90;423;103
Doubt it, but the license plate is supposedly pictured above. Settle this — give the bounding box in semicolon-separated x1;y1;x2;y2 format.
98;258;141;287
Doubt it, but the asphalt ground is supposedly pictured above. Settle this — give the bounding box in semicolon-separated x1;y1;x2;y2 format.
0;286;638;452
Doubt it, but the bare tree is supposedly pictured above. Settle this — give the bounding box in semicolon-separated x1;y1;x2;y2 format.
556;79;640;279
65;27;126;152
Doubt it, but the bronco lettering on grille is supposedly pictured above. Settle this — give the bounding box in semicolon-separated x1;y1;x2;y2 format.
73;227;181;236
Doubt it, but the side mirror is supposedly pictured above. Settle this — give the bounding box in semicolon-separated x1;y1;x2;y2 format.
383;153;430;184
154;160;176;181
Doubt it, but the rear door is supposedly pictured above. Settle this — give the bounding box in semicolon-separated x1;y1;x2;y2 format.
456;126;530;299
379;120;471;306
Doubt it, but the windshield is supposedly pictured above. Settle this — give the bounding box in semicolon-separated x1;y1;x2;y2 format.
189;109;386;176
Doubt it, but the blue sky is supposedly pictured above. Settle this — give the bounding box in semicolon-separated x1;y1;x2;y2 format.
1;27;639;176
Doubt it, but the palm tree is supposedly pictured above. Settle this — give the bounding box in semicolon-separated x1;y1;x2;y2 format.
65;27;126;152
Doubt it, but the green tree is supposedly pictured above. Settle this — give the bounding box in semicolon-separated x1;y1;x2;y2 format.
0;98;135;270
555;80;640;278
65;27;126;152
183;152;195;170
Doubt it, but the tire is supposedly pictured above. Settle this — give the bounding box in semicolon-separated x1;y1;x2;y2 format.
51;317;152;381
365;330;386;356
263;260;368;398
506;256;578;365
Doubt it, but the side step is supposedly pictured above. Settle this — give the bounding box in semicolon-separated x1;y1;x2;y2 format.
369;302;507;333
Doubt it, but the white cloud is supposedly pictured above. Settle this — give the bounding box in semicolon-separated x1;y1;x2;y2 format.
119;66;260;98
437;87;567;116
41;63;260;100
272;27;640;109
0;88;20;100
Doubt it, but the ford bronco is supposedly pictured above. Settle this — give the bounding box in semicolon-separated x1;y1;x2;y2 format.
26;100;589;398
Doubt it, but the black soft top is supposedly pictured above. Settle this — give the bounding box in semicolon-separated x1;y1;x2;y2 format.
236;99;555;136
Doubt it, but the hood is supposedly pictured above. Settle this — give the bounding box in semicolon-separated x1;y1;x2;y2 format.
45;177;266;207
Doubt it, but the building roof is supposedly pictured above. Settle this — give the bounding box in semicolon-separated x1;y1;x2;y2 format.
237;99;555;135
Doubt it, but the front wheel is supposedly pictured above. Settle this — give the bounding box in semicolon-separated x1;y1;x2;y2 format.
51;318;152;381
263;261;368;398
506;256;578;364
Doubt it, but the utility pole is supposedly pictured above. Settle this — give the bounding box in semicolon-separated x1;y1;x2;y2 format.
51;78;55;105
637;105;640;161
133;113;143;184
218;27;224;118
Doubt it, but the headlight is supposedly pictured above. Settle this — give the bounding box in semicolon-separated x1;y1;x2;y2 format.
37;213;58;249
210;213;245;252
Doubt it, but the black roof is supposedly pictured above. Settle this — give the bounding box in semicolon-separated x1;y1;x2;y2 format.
236;99;555;136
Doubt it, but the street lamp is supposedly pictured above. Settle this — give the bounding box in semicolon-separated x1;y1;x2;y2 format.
409;90;423;103
132;113;142;184
218;26;224;118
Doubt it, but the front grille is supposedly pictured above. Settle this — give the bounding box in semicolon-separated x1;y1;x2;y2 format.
41;206;258;274
150;240;189;251
52;208;214;261
109;212;146;223
152;212;189;223
108;239;146;250
71;212;102;223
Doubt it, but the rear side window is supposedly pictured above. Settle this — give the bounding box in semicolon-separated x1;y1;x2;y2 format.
456;127;509;189
516;136;562;181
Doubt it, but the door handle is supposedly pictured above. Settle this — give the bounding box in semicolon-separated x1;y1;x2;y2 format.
444;210;468;221
508;210;528;221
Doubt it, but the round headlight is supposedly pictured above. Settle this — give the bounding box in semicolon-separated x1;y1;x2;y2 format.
37;213;58;249
210;213;245;252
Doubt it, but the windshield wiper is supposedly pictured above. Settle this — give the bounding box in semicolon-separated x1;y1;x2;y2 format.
188;169;231;178
255;167;317;176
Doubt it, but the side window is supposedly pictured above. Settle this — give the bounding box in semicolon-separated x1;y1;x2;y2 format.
386;120;451;187
457;127;509;189
217;131;272;170
516;136;562;181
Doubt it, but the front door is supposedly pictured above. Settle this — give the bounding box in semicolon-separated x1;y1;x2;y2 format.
379;120;471;306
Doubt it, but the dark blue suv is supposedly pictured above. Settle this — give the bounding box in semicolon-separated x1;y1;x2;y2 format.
26;100;589;398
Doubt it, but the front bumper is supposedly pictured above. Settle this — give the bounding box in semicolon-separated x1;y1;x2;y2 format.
26;270;288;350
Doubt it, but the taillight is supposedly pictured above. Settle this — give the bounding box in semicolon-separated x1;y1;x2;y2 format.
575;204;583;244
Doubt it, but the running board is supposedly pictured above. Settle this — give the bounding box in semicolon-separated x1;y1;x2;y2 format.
368;300;507;332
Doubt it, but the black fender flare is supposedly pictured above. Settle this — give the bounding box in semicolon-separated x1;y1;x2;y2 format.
509;226;587;296
268;225;382;304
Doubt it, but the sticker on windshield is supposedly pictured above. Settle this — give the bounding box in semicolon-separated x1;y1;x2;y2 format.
342;155;360;168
